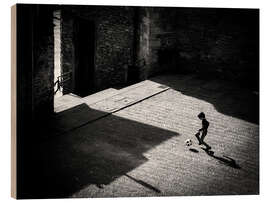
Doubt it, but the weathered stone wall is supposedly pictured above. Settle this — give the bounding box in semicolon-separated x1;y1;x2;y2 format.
136;8;151;80
53;10;62;98
61;10;75;93
147;7;259;89
61;6;135;91
32;5;55;117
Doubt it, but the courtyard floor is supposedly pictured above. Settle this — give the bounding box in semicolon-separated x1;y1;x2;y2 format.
32;74;259;198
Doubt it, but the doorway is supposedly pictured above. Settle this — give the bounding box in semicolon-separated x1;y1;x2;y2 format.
74;18;96;97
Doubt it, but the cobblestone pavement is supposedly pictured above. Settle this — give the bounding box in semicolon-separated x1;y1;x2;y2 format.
38;74;259;198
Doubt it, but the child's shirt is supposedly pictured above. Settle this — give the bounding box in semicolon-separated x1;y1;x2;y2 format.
202;118;209;131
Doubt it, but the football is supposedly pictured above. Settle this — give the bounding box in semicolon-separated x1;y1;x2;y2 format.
185;139;192;146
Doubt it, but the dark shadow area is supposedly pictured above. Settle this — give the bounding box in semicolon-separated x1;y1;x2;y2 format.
125;174;161;193
73;18;96;97
202;148;241;169
20;103;178;198
47;103;109;137
150;74;259;124
189;148;199;153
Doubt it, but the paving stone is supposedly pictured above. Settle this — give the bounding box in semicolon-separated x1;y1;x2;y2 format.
41;74;258;198
54;93;83;113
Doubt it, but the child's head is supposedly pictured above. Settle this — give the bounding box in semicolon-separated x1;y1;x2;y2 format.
198;112;205;120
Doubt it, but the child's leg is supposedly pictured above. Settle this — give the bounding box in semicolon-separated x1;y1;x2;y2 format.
201;130;211;150
201;130;207;142
202;141;211;150
195;132;202;144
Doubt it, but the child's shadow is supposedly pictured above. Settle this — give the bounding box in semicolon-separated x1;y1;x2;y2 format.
202;146;241;169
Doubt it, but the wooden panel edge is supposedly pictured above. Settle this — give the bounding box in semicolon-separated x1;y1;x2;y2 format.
11;4;17;199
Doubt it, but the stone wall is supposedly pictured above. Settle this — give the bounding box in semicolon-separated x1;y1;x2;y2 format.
53;10;62;98
61;10;75;93
147;7;259;89
136;8;151;80
61;5;135;91
32;5;55;117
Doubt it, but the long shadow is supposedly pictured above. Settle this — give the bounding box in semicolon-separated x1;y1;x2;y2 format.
194;135;241;169
201;147;241;169
125;174;161;193
150;74;259;124
19;103;178;198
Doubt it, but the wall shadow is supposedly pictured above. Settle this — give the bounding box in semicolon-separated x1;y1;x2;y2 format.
150;74;259;124
124;174;161;193
20;103;178;198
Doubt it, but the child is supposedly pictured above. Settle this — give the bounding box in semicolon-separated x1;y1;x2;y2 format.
196;112;211;150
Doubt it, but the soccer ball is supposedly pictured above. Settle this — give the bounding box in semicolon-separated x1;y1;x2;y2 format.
185;139;192;146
